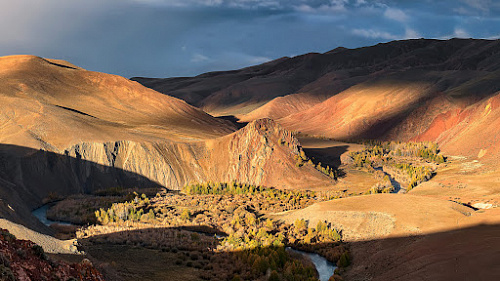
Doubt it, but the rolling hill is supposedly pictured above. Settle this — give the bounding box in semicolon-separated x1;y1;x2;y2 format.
0;55;333;231
134;38;500;161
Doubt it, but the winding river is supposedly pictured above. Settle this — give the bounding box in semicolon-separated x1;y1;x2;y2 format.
33;206;337;280
374;166;403;193
32;204;72;226
286;247;337;281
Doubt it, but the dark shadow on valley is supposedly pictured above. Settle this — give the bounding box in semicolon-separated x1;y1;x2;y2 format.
77;225;343;281
74;223;500;281
0;144;163;234
303;146;349;168
215;115;248;129
303;145;349;178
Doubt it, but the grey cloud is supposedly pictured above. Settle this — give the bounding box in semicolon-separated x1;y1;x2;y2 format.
383;7;408;22
0;0;498;78
129;0;358;11
460;0;492;12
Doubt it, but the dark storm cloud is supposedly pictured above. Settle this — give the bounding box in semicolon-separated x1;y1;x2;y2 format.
1;0;499;77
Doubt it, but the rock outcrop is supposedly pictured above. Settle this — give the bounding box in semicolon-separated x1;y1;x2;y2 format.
56;118;332;191
0;228;103;280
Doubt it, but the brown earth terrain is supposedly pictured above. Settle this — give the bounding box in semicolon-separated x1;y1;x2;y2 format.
0;39;499;281
276;194;500;280
0;228;103;280
0;55;234;149
0;55;333;233
134;39;500;163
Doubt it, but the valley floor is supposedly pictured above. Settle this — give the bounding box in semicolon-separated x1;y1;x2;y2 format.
3;137;499;281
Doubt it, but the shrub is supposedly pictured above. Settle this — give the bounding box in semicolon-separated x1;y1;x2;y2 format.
191;233;200;241
32;245;46;260
294;219;308;232
268;270;280;281
190;252;199;260
337;252;350;267
0;253;9;268
231;275;242;281
181;209;191;221
0;230;16;242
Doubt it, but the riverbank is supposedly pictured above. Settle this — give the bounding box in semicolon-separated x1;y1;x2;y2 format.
287;247;337;281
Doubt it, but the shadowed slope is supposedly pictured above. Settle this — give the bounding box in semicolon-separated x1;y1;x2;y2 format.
0;143;164;233
133;39;500;161
279;70;500;161
346;223;500;281
275;194;500;280
134;39;500;119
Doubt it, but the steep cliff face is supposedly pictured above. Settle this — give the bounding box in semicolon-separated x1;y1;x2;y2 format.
0;119;333;227
201;118;332;189
0;56;336;232
60;119;333;191
0;55;236;231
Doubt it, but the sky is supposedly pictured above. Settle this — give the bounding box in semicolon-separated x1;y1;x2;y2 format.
1;0;499;78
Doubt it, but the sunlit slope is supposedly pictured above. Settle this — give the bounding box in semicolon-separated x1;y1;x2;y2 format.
0;55;235;151
0;56;335;231
238;92;326;122
278;69;500;160
278;78;436;139
276;194;500;280
277;194;495;240
134;39;500;161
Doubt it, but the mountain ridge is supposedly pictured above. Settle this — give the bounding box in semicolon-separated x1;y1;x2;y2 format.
133;38;500;161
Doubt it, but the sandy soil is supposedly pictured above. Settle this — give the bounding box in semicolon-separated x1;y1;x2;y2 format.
275;194;500;281
411;156;500;208
0;55;235;151
0;218;79;254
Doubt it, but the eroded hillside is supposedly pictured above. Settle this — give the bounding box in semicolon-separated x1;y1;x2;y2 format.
0;56;333;231
134;39;500;161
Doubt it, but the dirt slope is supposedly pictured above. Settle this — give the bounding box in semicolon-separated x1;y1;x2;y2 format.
0;55;235;151
276;194;500;281
0;56;334;232
0;219;78;254
238;92;326;122
134;39;500;161
279;73;500;161
276;194;486;241
0;227;103;280
134;38;500;117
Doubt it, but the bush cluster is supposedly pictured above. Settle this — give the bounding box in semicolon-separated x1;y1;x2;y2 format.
94;193;155;225
349;140;445;168
182;182;266;195
393;163;434;191
295;149;338;179
88;183;349;281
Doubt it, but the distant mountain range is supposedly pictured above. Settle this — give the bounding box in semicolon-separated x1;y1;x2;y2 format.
133;38;500;161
